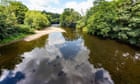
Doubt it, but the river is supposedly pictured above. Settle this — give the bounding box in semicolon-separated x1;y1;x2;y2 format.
0;26;140;84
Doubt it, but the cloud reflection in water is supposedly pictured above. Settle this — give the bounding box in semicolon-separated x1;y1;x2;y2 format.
0;32;114;84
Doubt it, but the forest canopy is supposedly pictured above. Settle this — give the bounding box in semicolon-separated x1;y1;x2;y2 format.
77;0;140;47
0;0;140;47
60;8;81;28
0;1;51;42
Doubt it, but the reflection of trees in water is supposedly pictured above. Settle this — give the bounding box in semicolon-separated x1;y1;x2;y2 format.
0;32;114;84
62;28;81;41
83;33;140;84
0;35;48;75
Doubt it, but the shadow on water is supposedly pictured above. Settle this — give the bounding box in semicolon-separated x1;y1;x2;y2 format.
0;35;48;74
82;33;140;84
0;31;113;84
1;27;140;84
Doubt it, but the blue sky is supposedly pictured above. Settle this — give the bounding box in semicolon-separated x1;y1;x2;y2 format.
17;0;94;14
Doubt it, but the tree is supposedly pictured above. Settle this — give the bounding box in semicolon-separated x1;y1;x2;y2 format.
24;11;50;29
79;0;140;46
60;8;81;28
42;11;60;24
86;0;117;37
0;5;7;40
8;1;28;24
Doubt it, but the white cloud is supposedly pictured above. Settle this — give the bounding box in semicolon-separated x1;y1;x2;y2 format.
18;0;60;11
65;0;94;15
18;0;94;14
46;6;63;14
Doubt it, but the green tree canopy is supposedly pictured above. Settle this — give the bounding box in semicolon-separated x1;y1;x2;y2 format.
42;11;60;24
7;1;28;24
77;0;140;46
60;8;81;28
24;11;50;29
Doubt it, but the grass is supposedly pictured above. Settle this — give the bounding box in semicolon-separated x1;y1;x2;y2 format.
0;33;28;44
0;24;35;45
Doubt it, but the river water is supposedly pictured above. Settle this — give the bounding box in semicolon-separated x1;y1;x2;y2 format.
0;27;140;84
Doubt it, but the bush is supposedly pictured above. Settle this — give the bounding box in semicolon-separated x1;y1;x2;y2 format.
79;0;140;47
14;24;34;34
24;11;50;30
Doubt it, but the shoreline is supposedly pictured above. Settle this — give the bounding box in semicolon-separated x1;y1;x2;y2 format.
0;26;65;47
24;26;65;41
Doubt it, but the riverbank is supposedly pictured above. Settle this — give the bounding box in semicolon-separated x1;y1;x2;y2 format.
0;26;65;47
24;27;65;41
0;33;28;47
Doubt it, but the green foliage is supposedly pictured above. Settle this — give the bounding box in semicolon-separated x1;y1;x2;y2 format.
0;1;52;44
79;0;140;47
87;0;117;37
8;1;28;24
0;5;10;40
76;16;86;29
14;24;34;34
60;8;81;28
0;1;29;41
24;11;50;30
0;33;27;44
42;11;60;24
0;1;28;41
82;27;88;32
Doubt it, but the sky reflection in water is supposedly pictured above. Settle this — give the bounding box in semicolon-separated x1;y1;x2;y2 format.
0;32;114;84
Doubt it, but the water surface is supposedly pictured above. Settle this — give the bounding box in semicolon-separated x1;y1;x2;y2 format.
0;27;140;84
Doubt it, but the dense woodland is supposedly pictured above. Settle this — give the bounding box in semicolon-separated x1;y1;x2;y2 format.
0;0;140;47
76;0;140;47
60;8;81;28
0;0;59;43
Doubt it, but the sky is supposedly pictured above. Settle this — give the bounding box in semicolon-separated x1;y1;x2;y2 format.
17;0;94;14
